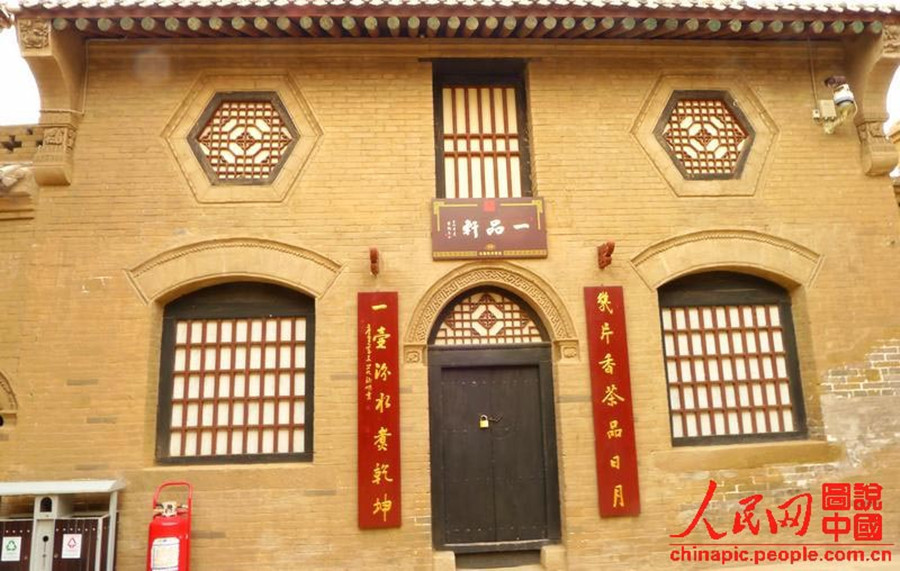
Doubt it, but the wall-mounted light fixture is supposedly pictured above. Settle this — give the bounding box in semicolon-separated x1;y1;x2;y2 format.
813;75;857;135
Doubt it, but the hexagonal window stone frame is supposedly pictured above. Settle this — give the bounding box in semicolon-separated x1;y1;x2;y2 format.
631;76;778;198
189;92;299;186
164;74;322;204
653;91;755;181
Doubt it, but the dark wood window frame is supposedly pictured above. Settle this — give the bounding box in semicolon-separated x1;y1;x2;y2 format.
653;90;755;181
658;272;807;447
156;282;315;465
433;59;533;199
187;91;300;186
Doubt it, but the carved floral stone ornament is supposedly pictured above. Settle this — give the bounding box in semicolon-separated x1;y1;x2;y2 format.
17;18;50;50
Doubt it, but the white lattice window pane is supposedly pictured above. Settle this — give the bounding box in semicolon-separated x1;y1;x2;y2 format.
246;430;259;454
200;431;213;456
672;415;684;439
683;389;695;410
293;429;305;452
699;414;712;436
669;387;681;410
685;413;698;437
215;432;228;455
169;433;181;457
184;433;198;456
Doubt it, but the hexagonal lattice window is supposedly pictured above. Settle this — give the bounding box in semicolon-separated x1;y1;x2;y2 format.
189;92;298;185
654;91;754;180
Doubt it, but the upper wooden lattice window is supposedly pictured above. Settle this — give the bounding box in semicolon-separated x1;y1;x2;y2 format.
432;289;545;346
434;61;532;199
654;91;754;180
189;92;298;185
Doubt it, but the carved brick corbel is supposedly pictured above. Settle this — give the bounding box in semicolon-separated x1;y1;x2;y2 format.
16;18;85;185
844;25;900;176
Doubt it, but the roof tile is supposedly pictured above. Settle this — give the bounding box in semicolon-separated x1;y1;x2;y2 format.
8;0;900;15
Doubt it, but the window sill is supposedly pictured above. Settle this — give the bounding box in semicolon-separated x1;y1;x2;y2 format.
651;440;842;472
145;461;313;472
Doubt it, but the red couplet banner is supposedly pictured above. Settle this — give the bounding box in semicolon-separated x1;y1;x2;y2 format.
584;286;641;517
358;292;401;528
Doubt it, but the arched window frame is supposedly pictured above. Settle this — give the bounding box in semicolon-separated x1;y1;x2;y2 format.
429;287;549;347
156;282;315;464
658;272;807;446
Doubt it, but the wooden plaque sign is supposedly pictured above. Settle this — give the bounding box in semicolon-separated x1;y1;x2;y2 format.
358;292;401;528
431;197;547;260
584;286;641;517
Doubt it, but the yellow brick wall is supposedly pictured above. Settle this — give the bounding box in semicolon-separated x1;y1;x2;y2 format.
0;40;898;569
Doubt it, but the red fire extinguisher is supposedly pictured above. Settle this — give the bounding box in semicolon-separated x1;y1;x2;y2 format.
147;481;193;571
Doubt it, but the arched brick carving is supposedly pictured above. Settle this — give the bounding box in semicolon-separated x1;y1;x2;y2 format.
404;262;578;364
630;229;823;290
127;237;342;303
0;371;18;427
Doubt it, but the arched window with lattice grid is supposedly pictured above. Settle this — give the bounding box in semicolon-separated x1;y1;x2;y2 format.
431;288;546;346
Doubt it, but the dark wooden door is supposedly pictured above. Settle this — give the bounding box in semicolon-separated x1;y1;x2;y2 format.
429;347;560;552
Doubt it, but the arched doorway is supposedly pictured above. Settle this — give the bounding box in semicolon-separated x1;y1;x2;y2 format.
428;287;561;553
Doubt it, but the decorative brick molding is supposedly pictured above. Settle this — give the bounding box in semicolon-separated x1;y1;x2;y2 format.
0;126;43;163
163;74;323;203
630;229;823;290
631;75;778;197
126;237;342;304
403;262;578;364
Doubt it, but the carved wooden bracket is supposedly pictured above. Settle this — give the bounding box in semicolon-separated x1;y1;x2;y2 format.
845;25;900;176
16;19;85;185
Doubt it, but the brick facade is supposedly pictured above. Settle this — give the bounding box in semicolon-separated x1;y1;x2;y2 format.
0;36;898;569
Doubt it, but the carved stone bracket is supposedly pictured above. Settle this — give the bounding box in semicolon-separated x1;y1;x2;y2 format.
845;25;900;176
32;114;79;185
16;19;85;185
857;120;897;175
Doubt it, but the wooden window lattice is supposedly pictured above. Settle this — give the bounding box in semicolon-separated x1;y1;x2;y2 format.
441;86;524;199
661;304;798;441
434;291;543;346
193;97;296;183
168;316;307;458
659;96;751;179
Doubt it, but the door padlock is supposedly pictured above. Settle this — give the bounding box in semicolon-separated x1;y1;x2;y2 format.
479;415;489;429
